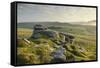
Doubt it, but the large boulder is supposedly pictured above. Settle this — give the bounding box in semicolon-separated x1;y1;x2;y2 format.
31;24;59;39
33;24;47;33
32;30;59;39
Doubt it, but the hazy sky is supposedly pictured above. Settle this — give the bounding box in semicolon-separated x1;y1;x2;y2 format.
17;3;96;24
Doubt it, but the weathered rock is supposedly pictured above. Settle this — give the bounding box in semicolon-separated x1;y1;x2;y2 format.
60;32;75;44
32;33;41;39
32;24;58;39
41;30;59;38
23;38;31;44
34;24;47;33
31;24;75;45
51;47;66;63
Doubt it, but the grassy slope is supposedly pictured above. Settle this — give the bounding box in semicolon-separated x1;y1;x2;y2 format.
17;23;96;64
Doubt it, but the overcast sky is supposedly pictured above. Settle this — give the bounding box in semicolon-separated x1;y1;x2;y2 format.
17;3;96;25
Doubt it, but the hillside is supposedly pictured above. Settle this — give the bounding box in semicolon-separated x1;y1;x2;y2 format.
17;23;96;65
17;22;96;35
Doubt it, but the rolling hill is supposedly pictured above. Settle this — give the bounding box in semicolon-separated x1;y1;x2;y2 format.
17;22;96;36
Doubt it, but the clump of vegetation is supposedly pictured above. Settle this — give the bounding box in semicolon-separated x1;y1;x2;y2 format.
17;38;55;64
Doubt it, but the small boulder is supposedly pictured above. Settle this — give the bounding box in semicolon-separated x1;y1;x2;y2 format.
51;47;66;63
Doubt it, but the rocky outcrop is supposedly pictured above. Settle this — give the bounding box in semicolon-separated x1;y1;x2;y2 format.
31;24;60;39
31;24;75;44
31;24;75;62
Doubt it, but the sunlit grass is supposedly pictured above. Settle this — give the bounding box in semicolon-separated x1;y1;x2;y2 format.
17;27;96;64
